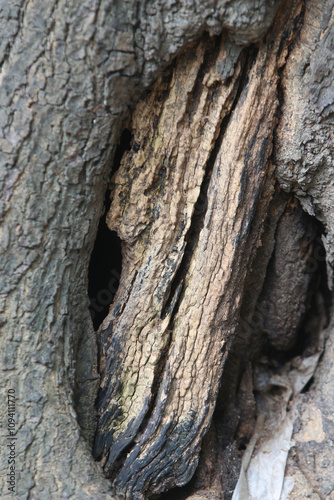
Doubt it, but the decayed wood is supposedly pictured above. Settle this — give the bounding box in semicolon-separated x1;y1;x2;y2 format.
0;0;283;497
94;2;305;497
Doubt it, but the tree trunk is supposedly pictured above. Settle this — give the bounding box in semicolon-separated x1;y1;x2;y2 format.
1;0;333;499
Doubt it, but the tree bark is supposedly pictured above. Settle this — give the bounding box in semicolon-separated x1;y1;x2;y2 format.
0;0;333;499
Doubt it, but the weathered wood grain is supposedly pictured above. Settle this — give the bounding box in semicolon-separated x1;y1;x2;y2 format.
94;2;305;497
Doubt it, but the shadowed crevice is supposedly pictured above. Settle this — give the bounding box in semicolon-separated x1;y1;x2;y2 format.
88;129;132;330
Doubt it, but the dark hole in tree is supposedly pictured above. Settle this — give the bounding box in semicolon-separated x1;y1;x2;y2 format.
237;442;247;451
88;202;122;330
88;129;132;330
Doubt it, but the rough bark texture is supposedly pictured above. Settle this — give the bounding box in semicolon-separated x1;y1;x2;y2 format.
274;1;334;497
0;0;333;499
94;3;303;496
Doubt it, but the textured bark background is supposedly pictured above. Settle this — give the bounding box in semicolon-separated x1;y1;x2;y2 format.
0;0;333;499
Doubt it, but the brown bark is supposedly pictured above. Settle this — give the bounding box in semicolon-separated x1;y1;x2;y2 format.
93;2;321;498
1;0;333;498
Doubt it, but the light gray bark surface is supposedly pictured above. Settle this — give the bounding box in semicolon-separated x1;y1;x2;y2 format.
0;1;284;498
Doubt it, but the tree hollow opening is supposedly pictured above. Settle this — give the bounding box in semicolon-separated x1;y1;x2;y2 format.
88;197;122;330
88;129;132;330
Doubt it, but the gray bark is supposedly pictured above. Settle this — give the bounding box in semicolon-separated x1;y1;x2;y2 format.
0;0;333;499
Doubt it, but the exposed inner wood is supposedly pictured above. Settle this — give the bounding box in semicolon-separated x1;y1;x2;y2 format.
93;2;309;497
